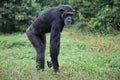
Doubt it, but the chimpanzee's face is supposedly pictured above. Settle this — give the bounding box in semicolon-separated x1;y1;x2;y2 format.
59;5;74;25
64;12;73;25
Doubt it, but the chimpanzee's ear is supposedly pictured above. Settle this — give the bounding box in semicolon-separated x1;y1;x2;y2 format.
59;8;65;13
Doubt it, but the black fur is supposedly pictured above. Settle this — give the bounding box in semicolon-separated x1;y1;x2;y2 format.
26;5;74;72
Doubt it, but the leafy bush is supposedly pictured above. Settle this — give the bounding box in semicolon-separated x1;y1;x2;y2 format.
78;0;120;33
89;4;120;33
0;0;120;34
0;0;36;33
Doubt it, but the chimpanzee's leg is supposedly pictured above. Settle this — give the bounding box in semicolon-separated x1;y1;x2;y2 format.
50;33;60;72
36;34;46;70
26;30;46;71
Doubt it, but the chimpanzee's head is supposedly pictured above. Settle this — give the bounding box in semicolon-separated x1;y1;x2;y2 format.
58;5;74;25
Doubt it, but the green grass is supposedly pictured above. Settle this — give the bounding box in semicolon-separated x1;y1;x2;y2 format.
0;28;120;80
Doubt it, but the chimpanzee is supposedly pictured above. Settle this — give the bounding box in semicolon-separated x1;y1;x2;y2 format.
26;5;74;72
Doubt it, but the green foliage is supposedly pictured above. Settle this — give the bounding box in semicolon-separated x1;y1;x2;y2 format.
0;0;120;33
89;4;120;33
0;29;120;80
35;0;120;33
35;0;69;6
78;0;120;33
0;0;36;33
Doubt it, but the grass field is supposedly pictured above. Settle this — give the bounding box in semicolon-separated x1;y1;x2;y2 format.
0;28;120;80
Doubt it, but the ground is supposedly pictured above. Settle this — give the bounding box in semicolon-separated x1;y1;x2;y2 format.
0;28;120;80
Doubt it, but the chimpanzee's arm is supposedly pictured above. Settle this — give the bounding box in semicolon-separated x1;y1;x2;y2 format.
50;21;61;72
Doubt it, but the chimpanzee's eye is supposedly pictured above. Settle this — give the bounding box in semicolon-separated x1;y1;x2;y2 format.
67;14;73;16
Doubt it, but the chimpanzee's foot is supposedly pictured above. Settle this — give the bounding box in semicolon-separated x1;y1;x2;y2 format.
36;62;44;71
36;68;44;71
47;61;60;72
47;61;53;68
54;68;60;72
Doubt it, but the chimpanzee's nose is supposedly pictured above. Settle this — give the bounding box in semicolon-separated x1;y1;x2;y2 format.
68;17;71;20
67;17;72;23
